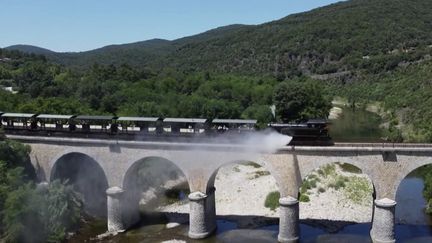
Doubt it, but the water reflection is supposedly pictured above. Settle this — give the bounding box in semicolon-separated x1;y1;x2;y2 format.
396;177;432;225
329;107;384;142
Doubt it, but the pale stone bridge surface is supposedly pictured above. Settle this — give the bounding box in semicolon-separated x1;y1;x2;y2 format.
8;135;432;243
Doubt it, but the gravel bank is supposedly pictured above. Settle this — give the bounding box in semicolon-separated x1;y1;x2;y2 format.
158;163;373;231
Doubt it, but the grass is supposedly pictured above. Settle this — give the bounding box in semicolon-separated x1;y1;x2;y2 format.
253;170;270;179
232;166;240;172
264;191;280;211
299;194;310;202
337;162;362;174
344;176;373;205
299;162;373;205
244;161;262;168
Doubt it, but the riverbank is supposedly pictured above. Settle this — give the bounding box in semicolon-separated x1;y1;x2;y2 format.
157;163;373;232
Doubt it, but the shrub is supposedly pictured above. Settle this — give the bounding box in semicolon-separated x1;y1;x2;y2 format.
299;194;310;202
264;191;280;211
244;161;261;168
338;163;362;174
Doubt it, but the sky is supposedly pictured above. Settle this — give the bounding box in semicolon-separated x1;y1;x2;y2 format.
0;0;343;52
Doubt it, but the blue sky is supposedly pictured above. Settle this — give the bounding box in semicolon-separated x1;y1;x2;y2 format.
0;0;343;52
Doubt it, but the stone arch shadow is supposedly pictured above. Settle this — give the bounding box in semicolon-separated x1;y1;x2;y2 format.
50;152;109;218
121;156;191;226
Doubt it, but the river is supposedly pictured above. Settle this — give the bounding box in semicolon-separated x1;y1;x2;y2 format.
69;107;432;242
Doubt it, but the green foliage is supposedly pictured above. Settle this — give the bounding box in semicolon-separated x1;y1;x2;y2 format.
0;140;34;180
420;165;432;214
344;176;373;205
243;161;261;168
264;191;280;211
273;80;331;122
1;0;432;140
299;194;310;202
0;139;82;242
0;128;4;141
241;105;274;128
337;163;362;174
2;181;82;243
253;170;270;179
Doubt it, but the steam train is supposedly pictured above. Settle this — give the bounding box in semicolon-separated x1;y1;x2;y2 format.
0;112;332;146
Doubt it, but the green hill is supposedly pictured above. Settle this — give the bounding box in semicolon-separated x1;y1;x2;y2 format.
6;0;432;79
5;45;55;55
3;0;432;141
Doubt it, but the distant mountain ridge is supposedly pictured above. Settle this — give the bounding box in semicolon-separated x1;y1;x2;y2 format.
5;0;432;78
5;45;54;55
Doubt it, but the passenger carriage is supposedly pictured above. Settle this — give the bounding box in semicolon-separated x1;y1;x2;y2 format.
0;113;38;131
211;119;257;134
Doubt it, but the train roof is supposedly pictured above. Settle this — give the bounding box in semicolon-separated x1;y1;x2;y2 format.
307;119;328;124
37;114;75;120
117;117;159;122
212;119;257;124
1;113;37;118
75;115;115;120
163;118;207;123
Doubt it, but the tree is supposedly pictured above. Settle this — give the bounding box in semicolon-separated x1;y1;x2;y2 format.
273;80;331;122
241;105;274;128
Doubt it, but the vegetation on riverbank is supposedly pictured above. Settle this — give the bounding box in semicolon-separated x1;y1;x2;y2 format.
0;130;82;243
264;163;372;211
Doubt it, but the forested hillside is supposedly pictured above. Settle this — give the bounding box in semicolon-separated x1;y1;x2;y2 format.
7;0;432;80
3;0;432;141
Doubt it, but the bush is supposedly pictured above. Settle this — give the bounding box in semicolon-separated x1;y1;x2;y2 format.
299;194;310;202
337;163;362;174
2;180;82;243
244;161;261;168
264;191;280;211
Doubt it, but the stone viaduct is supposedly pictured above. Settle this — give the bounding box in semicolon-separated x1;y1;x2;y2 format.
7;134;432;243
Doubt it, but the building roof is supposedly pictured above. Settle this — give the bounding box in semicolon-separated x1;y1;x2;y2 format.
1;113;36;118
75;115;115;120
212;119;257;124
163;118;207;123
37;114;75;120
117;117;160;122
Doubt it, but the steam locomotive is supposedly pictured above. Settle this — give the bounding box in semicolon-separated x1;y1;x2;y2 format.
0;112;332;146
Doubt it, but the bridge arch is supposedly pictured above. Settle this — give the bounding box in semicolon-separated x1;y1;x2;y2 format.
122;156;190;191
206;159;280;194
121;156;190;225
50;152;109;218
204;159;280;219
393;157;432;195
394;164;432;227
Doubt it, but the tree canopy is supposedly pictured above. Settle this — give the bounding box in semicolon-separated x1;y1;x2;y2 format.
273;80;332;122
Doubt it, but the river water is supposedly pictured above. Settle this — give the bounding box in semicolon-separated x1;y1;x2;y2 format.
69;107;432;242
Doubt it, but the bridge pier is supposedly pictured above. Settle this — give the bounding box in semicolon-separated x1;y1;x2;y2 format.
106;187;126;232
188;187;217;239
278;196;300;243
370;198;396;243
